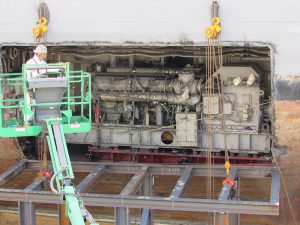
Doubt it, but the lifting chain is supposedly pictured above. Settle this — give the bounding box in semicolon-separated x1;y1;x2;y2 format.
37;123;51;178
204;4;232;200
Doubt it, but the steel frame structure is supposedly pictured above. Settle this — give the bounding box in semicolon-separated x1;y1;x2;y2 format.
0;160;280;225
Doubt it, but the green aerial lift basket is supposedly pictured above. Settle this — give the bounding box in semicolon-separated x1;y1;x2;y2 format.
0;63;98;224
0;62;92;137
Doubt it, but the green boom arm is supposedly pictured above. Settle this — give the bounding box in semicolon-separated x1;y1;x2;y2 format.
46;118;98;225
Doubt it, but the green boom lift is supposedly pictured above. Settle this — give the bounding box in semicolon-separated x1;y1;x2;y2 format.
0;63;98;225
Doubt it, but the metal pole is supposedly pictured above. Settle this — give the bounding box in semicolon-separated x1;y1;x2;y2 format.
140;174;153;225
140;209;151;225
270;170;280;203
115;207;130;225
19;202;36;225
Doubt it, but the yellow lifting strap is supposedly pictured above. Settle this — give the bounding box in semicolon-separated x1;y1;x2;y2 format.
32;17;48;38
204;17;221;39
224;160;231;177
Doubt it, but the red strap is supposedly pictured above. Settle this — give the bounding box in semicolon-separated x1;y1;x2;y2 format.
222;177;235;187
32;57;40;74
44;170;52;178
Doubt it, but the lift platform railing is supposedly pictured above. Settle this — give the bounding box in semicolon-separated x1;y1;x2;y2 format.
0;63;91;137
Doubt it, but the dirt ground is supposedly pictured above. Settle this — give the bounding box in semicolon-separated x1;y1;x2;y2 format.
0;138;23;160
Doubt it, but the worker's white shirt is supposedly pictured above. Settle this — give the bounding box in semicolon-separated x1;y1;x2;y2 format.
26;55;58;79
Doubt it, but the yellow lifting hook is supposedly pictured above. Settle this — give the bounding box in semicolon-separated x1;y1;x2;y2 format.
224;160;231;177
204;17;221;39
32;17;48;38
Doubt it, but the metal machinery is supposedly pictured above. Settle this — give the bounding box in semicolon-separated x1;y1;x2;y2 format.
0;63;98;225
66;63;272;155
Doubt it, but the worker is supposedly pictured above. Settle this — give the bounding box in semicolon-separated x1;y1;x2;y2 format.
26;44;58;79
24;45;59;124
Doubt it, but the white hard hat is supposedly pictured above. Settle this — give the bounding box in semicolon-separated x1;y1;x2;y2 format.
33;45;47;54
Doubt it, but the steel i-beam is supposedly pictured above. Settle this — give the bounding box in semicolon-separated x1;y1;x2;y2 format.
0;159;26;186
76;165;105;193
170;167;193;198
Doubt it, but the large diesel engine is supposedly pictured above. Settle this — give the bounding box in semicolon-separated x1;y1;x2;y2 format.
67;64;272;154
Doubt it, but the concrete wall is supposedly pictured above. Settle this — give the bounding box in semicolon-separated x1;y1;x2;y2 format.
0;0;299;77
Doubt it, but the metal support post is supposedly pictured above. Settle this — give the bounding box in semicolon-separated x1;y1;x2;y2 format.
140;209;151;225
141;173;152;196
115;207;130;225
19;176;47;225
270;170;280;203
19;201;36;225
140;173;153;225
